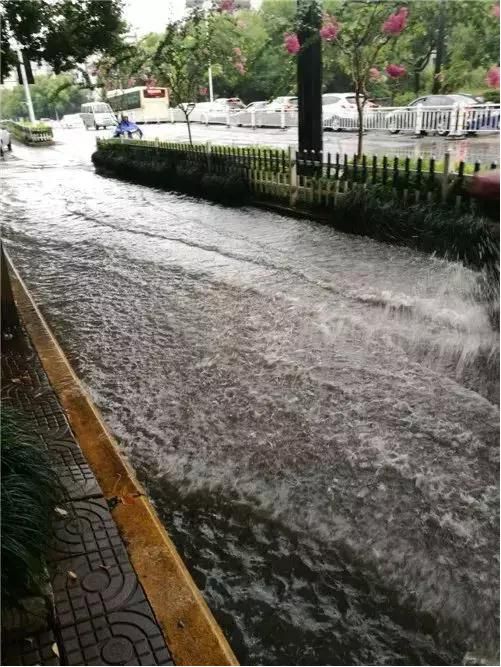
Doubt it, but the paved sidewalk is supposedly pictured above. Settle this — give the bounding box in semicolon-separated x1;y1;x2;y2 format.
2;321;174;666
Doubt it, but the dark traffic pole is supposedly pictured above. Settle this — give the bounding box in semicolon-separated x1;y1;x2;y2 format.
297;0;322;162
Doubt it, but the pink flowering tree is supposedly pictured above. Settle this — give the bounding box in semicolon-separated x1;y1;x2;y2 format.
322;1;408;155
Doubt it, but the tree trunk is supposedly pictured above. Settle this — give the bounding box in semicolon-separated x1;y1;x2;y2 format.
432;0;447;94
413;70;420;95
355;87;364;157
184;112;192;145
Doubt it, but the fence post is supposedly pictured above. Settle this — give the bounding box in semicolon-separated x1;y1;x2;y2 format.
441;151;450;203
453;104;466;137
280;105;285;130
251;108;256;130
206;140;212;173
288;145;297;207
415;103;423;135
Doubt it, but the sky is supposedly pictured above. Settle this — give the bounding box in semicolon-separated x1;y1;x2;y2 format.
124;0;185;36
124;0;260;36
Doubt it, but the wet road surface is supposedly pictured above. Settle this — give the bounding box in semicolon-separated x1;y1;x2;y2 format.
1;133;499;665
136;123;499;164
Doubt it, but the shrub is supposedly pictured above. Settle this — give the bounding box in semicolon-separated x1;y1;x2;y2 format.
92;146;250;205
1;408;63;609
330;185;499;271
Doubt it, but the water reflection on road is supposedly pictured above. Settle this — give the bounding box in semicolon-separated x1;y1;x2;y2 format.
1;133;499;665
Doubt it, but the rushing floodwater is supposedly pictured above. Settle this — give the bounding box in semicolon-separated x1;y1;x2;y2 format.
2;133;499;665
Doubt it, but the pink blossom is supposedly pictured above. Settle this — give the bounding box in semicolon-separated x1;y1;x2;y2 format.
199;86;208;95
218;0;234;12
233;47;242;57
284;32;300;55
385;63;406;78
486;66;500;88
234;61;246;75
319;18;339;41
382;7;408;35
369;67;381;81
492;3;500;18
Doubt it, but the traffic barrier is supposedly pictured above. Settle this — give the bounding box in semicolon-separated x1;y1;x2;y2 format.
322;103;500;136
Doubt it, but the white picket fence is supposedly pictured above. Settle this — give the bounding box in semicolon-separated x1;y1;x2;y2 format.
323;103;500;136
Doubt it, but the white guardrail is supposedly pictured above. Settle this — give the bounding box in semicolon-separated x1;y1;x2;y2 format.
322;103;500;135
149;102;499;136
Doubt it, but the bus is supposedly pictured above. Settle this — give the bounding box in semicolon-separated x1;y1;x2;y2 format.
106;86;170;123
80;102;117;130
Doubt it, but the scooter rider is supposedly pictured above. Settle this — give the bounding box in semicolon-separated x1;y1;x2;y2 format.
114;114;143;139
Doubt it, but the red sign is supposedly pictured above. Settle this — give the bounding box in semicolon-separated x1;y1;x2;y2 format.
144;88;166;98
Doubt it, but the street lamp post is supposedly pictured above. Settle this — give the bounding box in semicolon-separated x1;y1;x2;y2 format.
15;45;36;123
297;0;322;159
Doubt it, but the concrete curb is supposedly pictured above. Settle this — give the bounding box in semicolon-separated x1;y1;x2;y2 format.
5;251;238;667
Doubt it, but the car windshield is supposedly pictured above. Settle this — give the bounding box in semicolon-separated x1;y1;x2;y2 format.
450;94;479;105
92;103;112;113
322;95;340;105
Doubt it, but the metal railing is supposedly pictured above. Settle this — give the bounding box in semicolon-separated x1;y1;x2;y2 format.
323;103;500;136
157;103;499;135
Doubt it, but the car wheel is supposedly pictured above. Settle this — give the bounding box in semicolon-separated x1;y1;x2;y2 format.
330;116;341;132
7;142;12;151
436;113;450;136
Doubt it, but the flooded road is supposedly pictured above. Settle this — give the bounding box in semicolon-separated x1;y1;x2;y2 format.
2;133;499;665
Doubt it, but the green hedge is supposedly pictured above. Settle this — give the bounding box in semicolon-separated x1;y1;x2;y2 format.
92;141;250;205
325;185;499;272
1;120;53;145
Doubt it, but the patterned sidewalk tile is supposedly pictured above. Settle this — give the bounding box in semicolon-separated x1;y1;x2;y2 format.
49;498;123;561
48;439;102;500
60;611;174;666
51;545;146;626
1;630;61;666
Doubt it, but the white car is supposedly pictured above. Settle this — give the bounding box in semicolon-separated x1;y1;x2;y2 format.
0;127;12;156
233;101;269;126
61;114;85;129
322;92;378;131
214;97;245;110
266;96;298;111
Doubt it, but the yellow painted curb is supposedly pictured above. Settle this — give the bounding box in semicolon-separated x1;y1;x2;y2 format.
5;252;238;667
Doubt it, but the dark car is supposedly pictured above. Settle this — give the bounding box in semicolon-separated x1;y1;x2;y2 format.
387;94;481;135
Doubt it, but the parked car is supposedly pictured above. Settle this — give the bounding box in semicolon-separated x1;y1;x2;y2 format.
266;96;298;111
322;92;378;131
386;93;481;135
61;113;85;129
465;104;500;134
0;127;12;156
213;97;245;110
233;101;269;126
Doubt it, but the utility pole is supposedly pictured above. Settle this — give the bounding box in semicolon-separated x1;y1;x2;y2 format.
208;64;214;102
16;45;36;123
297;0;322;159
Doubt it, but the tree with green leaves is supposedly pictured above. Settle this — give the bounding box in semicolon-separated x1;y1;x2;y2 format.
0;74;88;120
0;0;126;85
151;10;212;144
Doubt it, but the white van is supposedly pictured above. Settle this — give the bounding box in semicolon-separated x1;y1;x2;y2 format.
80;102;117;130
